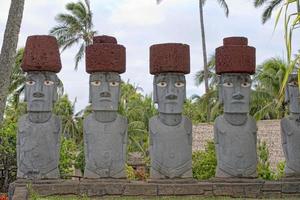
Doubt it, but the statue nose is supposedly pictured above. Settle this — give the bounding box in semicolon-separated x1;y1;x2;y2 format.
33;92;44;98
232;92;244;100
166;94;177;100
100;92;111;98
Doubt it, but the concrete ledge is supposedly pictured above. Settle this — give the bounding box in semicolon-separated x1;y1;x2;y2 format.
10;178;300;199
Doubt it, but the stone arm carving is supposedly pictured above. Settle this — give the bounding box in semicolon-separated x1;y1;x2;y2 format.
149;118;154;146
16;128;20;170
213;122;220;163
83;117;91;169
54;116;62;166
16;115;26;172
280;118;289;161
184;117;193;145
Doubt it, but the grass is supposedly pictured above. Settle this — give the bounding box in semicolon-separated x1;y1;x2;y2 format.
30;196;287;200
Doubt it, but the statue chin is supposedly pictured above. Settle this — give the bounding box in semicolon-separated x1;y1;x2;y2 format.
158;103;182;114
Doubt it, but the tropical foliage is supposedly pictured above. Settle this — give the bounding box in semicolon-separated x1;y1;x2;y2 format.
50;0;96;69
192;141;217;180
192;55;289;122
254;0;300;105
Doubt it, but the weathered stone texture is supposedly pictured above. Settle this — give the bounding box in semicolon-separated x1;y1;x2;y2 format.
11;179;300;198
93;35;117;44
193;120;285;170
150;43;190;75
21;35;62;72
86;37;126;74
215;37;255;75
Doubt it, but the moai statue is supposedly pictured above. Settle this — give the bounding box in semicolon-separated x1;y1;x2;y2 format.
84;35;127;179
281;71;300;177
149;43;192;179
214;37;257;178
17;35;62;179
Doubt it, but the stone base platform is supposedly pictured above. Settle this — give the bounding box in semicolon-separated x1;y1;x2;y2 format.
9;178;300;199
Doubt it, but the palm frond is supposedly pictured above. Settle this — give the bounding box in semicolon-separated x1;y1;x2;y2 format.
254;0;269;7
61;37;80;52
216;0;229;16
74;43;85;70
262;0;283;24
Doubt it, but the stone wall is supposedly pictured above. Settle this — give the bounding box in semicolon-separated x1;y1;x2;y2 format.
192;120;285;170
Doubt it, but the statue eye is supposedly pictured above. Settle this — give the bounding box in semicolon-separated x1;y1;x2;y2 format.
91;81;101;86
44;80;54;86
241;82;251;88
157;81;167;87
26;80;35;85
223;82;233;87
109;81;119;87
175;81;185;88
288;81;298;87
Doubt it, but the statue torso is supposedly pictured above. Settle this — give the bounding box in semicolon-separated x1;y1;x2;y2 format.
149;115;192;178
17;114;61;178
214;115;257;177
281;116;300;171
83;113;127;178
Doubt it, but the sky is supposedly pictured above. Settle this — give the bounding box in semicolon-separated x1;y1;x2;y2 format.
0;0;299;112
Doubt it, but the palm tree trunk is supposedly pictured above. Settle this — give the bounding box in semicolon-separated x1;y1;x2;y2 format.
199;0;210;121
0;0;25;125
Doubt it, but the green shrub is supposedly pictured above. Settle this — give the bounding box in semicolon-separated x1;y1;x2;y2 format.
257;140;275;180
74;143;85;174
125;164;136;180
59;137;77;177
275;161;285;180
192;140;217;180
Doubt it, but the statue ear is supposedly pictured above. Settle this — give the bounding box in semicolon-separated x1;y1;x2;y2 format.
218;76;223;105
153;76;158;103
24;86;28;102
285;87;290;104
89;75;92;103
218;84;223;105
53;88;58;102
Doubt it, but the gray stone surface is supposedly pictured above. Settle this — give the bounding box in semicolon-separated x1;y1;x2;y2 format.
192;120;285;171
281;73;300;177
214;73;257;178
84;72;127;178
150;73;192;179
10;179;300;198
17;72;61;179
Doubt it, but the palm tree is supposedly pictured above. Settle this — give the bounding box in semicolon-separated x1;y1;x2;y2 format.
254;0;284;24
50;0;97;70
251;57;288;119
194;55;218;89
0;0;25;125
7;48;26;108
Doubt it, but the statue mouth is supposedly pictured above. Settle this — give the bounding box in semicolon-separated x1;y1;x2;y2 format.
99;98;111;102
231;100;245;104
31;98;45;102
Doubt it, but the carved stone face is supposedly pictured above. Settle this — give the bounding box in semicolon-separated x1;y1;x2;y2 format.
153;73;186;114
219;73;251;114
285;74;300;114
25;71;58;112
89;72;121;111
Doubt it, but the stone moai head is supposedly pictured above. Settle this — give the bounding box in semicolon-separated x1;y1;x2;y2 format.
150;43;190;114
86;35;126;111
216;37;256;114
21;35;62;112
285;72;300;114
